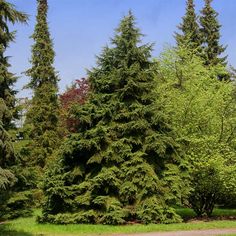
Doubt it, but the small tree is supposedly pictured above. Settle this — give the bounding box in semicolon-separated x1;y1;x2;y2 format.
189;154;235;217
59;78;89;134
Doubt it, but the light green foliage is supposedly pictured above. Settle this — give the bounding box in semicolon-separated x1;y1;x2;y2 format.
40;12;186;225
156;46;236;216
24;0;60;168
189;155;235;216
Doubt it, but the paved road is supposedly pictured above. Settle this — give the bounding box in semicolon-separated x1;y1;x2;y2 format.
113;228;236;236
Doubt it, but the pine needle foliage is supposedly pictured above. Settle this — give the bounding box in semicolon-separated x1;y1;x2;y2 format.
0;112;16;192
199;0;227;67
0;0;27;187
40;12;183;225
0;0;27;129
0;100;14;164
25;0;60;167
175;0;201;52
0;0;32;220
0;167;15;190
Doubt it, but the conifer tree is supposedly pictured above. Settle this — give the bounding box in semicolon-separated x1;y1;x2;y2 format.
40;12;184;225
0;0;32;219
0;0;27;133
199;0;227;66
0;101;16;189
176;0;201;52
0;0;27;188
25;0;59;167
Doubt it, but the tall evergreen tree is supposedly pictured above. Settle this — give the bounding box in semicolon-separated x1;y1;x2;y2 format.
199;0;227;66
0;0;27;131
40;12;185;225
175;0;201;51
0;0;32;220
25;0;59;167
0;0;27;188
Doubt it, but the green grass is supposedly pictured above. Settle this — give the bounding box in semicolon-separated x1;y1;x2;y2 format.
0;209;236;236
176;207;236;219
219;235;236;236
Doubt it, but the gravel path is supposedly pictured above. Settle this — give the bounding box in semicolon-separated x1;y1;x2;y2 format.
113;228;236;236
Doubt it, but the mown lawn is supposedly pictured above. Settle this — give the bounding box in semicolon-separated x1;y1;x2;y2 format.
0;208;236;236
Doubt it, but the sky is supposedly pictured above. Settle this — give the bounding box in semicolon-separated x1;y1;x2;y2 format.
7;0;236;98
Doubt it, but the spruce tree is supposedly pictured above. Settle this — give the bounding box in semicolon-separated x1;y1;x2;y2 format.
25;0;59;167
40;12;184;225
0;0;27;133
176;0;201;52
0;0;32;220
0;101;15;189
0;0;27;189
199;0;227;66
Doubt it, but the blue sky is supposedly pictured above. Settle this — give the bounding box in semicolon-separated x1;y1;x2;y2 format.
7;0;236;97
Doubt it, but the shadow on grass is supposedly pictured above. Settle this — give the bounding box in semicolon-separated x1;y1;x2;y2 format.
0;224;37;236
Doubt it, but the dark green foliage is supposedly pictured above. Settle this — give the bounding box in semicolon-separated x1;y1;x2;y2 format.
0;0;33;220
0;1;27;130
199;0;227;67
0;100;15;169
0;167;15;190
24;0;60;168
24;84;60;167
175;0;201;52
26;0;57;89
0;189;33;220
0;0;27;190
0;104;37;219
40;12;185;225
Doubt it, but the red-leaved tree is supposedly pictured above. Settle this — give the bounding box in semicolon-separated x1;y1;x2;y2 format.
59;78;89;134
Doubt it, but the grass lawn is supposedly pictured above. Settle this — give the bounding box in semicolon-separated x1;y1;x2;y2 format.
0;208;236;236
176;207;236;219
